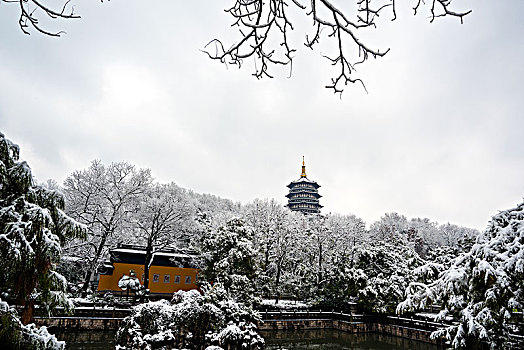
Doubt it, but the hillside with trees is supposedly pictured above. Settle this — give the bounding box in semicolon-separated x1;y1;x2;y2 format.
4;132;522;349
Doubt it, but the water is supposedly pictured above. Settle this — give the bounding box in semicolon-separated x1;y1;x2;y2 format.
55;330;116;350
262;329;442;350
56;329;441;349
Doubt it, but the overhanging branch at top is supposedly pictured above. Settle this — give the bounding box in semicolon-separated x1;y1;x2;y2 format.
204;0;471;95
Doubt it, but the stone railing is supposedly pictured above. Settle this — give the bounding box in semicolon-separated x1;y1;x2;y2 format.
32;306;522;347
32;306;132;331
257;311;450;346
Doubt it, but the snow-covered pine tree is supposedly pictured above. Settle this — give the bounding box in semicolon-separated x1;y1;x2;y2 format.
398;199;524;349
0;132;85;324
0;132;86;349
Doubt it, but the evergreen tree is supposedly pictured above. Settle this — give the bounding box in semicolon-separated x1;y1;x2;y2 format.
0;132;85;324
198;218;258;304
317;241;422;313
398;199;524;349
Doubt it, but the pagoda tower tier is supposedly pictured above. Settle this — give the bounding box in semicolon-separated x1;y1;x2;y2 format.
286;157;322;214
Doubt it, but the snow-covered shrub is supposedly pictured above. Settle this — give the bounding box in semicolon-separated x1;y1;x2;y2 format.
0;298;65;350
208;321;262;350
115;283;264;349
398;199;524;349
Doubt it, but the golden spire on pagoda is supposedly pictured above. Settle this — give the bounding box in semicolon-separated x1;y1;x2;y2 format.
301;156;307;177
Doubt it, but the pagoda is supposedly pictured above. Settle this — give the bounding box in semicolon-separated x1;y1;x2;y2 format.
286;157;322;214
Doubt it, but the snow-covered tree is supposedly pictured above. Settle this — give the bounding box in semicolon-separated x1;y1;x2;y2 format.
0;132;85;324
244;199;304;300
267;211;300;302
63;160;152;295
115;283;264;350
189;191;241;221
325;213;367;250
317;241;422;312
130;182;194;289
244;199;282;282
304;214;332;289
398;199;524;349
369;212;409;243
283;213;367;301
369;213;479;260
197;218;258;304
438;222;479;251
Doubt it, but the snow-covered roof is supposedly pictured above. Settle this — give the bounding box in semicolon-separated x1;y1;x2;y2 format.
287;176;320;188
111;248;191;259
109;246;198;268
293;176;317;183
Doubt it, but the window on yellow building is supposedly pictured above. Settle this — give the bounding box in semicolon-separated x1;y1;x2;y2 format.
185;276;191;284
153;274;160;283
174;275;181;284
163;275;171;283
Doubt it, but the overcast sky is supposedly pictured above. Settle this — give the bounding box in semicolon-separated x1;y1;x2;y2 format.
1;0;523;230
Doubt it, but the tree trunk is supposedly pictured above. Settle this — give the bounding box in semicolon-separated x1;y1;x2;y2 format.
20;300;35;325
81;232;109;296
318;242;323;286
264;242;270;273
144;242;154;290
274;259;282;304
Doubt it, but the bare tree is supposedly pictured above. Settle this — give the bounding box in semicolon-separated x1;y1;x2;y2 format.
244;198;297;300
204;0;471;95
130;183;194;290
63;160;152;295
2;0;79;36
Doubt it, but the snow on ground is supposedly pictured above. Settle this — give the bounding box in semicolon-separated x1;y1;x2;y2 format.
260;299;309;309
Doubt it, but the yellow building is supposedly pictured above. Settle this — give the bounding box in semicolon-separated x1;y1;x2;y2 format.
97;245;199;296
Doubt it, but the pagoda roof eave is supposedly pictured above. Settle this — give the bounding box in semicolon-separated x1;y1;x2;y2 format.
286;193;322;199
287;178;321;188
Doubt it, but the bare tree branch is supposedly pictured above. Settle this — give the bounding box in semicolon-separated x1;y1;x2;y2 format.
3;0;80;36
205;0;472;94
6;0;471;94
